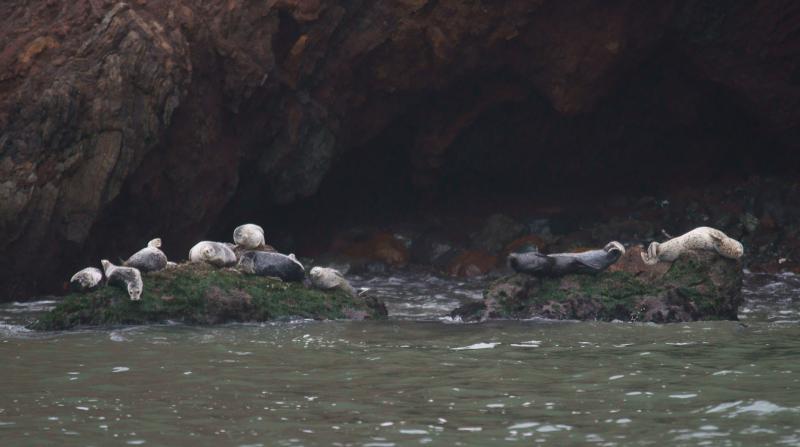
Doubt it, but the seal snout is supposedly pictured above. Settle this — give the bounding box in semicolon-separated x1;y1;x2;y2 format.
127;282;142;301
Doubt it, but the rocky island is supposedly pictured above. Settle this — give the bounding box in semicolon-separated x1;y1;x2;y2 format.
453;246;742;323
30;263;387;331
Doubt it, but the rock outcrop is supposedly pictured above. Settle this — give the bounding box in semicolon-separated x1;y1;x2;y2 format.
30;263;387;330
451;247;743;323
1;1;798;299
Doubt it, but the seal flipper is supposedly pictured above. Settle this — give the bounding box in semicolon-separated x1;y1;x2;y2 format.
641;242;660;265
572;242;625;272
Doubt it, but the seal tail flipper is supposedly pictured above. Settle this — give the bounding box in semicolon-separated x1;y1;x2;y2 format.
288;253;305;270
604;241;626;256
641;242;660;265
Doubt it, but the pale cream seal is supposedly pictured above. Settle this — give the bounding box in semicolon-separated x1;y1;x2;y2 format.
641;227;744;265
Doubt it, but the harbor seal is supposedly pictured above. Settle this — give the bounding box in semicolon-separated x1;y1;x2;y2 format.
233;224;266;250
69;267;103;292
124;238;168;272
100;260;143;301
509;241;626;276
309;267;356;297
641;226;744;265
188;241;238;267
237;251;305;282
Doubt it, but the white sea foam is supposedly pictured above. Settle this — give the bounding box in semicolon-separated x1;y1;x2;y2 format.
452;342;500;350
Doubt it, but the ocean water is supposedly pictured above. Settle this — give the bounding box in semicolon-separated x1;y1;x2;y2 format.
0;272;798;446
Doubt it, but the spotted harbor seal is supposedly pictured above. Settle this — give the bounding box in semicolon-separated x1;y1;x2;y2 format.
641;226;743;265
309;267;356;297
237;251;305;282
69;267;103;292
509;241;626;276
101;260;143;301
124;238;168;272
233;224;266;250
188;241;238;267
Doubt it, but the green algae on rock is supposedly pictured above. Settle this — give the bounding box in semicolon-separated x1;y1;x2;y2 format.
451;247;743;323
30;264;387;330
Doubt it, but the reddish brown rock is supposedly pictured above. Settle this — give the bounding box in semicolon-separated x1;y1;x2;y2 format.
447;250;498;277
607;245;671;282
335;232;409;268
503;235;548;257
0;1;798;299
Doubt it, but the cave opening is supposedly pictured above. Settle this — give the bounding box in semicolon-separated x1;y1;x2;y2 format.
219;45;795;256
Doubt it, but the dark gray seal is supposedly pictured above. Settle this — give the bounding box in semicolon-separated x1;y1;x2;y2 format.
508;241;625;276
70;267;103;292
237;251;305;282
101;260;143;300
124;238;168;272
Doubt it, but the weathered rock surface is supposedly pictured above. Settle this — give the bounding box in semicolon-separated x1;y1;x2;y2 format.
1;1;798;299
29;263;387;330
451;247;743;323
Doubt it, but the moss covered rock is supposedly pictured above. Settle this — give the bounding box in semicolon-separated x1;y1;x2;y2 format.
30;264;387;330
451;247;742;323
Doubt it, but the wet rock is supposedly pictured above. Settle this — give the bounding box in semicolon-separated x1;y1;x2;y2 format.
409;232;459;269
471;214;526;254
741;212;760;234
335;232;410;268
504;235;548;256
363;261;390;274
29;263;387;330
446;250;498;277
452;247;742;323
524;218;553;238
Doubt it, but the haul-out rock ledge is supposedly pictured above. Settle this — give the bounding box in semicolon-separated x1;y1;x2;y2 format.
452;247;743;323
30;263;388;331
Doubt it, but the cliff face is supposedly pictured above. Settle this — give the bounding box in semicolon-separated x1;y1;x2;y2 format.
1;0;799;299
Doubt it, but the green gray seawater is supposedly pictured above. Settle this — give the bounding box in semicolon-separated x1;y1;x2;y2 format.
1;272;799;446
